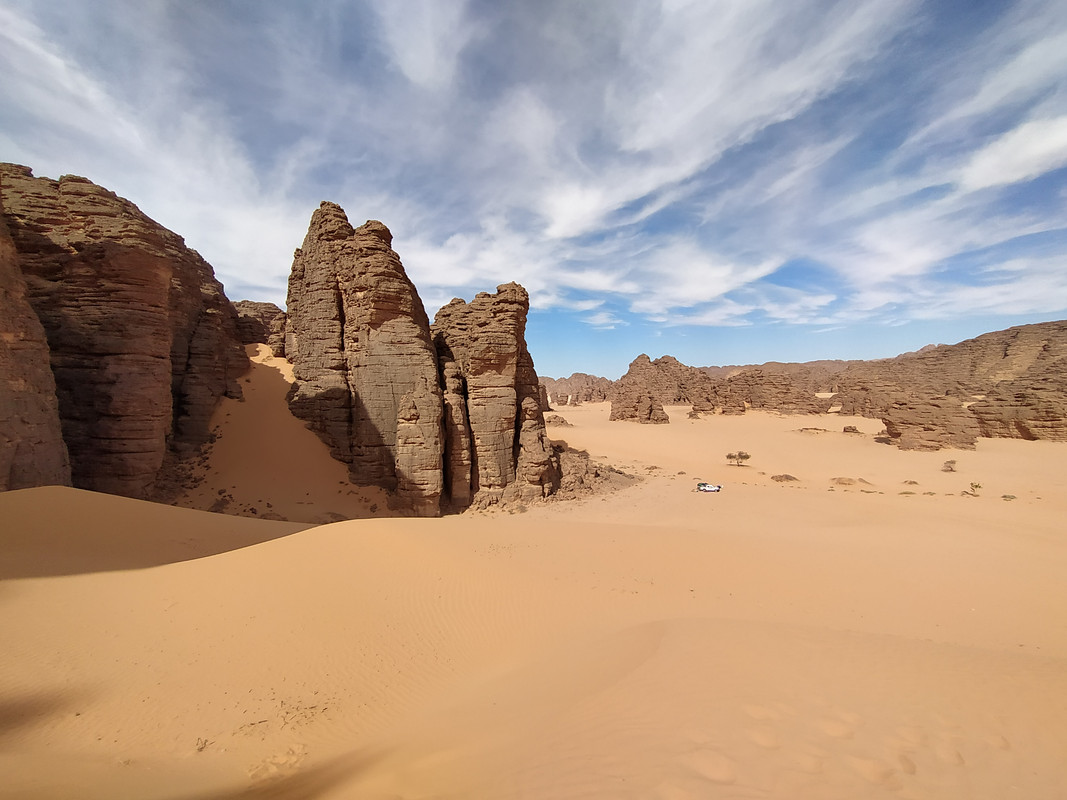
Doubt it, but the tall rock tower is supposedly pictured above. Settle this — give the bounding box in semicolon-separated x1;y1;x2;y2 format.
285;203;445;515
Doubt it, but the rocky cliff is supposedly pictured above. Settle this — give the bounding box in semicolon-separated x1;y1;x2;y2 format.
234;300;287;357
0;182;71;490
0;164;247;497
285;203;559;513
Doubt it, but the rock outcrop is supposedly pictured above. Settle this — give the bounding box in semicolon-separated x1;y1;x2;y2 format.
284;203;559;513
541;372;614;406
0;184;71;490
609;355;671;423
0;164;247;498
285;204;444;515
234;300;287;357
882;395;982;450
432;283;561;508
610;321;1067;449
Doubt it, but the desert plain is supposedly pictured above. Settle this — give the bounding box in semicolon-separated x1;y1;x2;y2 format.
2;344;1066;799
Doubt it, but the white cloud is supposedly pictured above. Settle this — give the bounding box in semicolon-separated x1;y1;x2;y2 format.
958;115;1067;191
373;0;480;90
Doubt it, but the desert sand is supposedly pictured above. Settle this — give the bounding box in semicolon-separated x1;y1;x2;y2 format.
2;348;1066;799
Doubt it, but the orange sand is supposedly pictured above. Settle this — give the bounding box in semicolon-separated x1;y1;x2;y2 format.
2;353;1066;798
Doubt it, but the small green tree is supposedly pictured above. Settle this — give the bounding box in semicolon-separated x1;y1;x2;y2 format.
726;451;751;467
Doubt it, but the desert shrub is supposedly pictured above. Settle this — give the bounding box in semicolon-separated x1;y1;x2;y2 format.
942;459;957;472
970;481;982;495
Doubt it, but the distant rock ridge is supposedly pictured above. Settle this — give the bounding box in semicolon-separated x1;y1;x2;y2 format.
284;202;561;513
0;163;247;497
605;321;1067;450
540;372;613;406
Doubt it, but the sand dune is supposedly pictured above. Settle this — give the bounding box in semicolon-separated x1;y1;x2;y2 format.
3;362;1067;798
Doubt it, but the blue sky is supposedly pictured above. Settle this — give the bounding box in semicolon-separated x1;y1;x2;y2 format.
3;0;1067;379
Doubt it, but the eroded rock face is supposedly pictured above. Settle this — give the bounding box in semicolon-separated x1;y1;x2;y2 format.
882;396;981;451
0;164;247;498
541;372;614;406
609;355;671;423
285;203;444;514
234;300;287;357
431;283;560;508
284;204;561;513
0;186;71;490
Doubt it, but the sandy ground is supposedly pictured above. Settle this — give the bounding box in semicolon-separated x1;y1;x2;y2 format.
2;354;1066;799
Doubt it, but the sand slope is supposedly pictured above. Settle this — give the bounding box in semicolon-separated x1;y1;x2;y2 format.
3;380;1067;797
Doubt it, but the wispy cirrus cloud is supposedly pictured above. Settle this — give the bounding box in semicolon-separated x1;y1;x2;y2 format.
2;0;1067;375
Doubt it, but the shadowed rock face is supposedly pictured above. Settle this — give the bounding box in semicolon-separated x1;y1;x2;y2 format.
285;203;559;513
0;183;71;490
432;283;561;508
234;300;287;357
285;203;445;515
0;164;247;498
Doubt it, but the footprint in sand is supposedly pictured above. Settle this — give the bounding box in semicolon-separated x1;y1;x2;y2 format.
678;748;738;785
743;702;795;722
746;727;781;749
847;755;904;789
897;752;917;775
817;711;861;740
934;743;966;766
985;734;1011;751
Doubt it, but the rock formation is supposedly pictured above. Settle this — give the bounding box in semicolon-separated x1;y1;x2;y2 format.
285;204;445;515
0;183;71;490
541;373;614;406
607;321;1067;449
234;300;286;356
609;355;671;423
0;164;247;498
881;395;982;450
431;283;561;508
284;203;559;513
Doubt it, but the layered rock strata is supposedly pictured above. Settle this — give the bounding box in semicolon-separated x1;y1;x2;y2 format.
234;300;287;357
285;204;559;513
541;372;614;406
0;186;71;490
285;204;444;515
0;164;247;497
609;355;670;423
431;283;561;508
